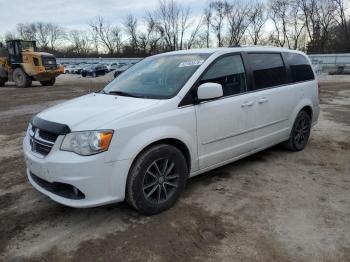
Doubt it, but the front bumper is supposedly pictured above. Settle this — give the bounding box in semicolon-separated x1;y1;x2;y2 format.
23;134;131;208
33;68;63;81
23;64;64;80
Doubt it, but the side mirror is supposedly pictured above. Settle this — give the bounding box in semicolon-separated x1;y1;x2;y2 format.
197;82;223;101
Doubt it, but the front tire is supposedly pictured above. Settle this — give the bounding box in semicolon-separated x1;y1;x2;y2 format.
13;68;31;88
284;110;311;151
126;144;188;215
40;77;56;86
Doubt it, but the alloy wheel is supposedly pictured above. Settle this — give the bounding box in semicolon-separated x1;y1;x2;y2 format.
294;116;310;147
142;158;179;204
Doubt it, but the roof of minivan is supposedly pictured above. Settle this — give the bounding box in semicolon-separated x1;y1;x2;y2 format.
156;46;305;56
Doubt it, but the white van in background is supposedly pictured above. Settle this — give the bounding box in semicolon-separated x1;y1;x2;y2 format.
23;46;319;215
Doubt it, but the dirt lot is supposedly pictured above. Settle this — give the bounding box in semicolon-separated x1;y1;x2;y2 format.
0;73;349;262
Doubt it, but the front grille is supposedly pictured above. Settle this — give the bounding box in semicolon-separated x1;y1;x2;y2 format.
39;130;58;142
42;56;57;70
30;172;85;200
29;127;57;156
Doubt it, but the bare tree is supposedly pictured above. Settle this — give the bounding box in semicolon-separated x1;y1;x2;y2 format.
178;5;191;50
269;0;290;47
67;30;92;55
148;0;193;51
289;0;306;50
210;0;229;47
124;14;139;53
203;6;212;48
35;22;51;49
90;27;100;54
0;34;5;44
138;13;162;55
317;0;337;51
247;1;267;45
226;0;253;46
112;26;123;54
89;16;122;54
186;17;203;49
17;23;37;41
46;23;65;51
16;22;64;51
299;0;320;46
332;0;349;43
157;0;179;50
4;32;16;41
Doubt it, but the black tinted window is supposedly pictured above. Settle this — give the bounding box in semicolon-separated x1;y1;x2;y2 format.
285;53;314;82
248;53;287;90
200;55;247;97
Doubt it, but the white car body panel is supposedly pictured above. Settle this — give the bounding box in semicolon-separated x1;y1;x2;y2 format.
23;46;320;208
195;92;256;169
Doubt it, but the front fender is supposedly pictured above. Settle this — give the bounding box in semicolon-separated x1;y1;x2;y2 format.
115;125;198;172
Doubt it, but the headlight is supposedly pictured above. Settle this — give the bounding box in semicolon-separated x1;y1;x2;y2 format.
28;123;34;136
61;130;113;156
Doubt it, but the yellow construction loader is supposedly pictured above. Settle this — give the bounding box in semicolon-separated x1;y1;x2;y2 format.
0;40;64;87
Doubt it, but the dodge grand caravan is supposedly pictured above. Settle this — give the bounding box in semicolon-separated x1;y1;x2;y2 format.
23;47;320;215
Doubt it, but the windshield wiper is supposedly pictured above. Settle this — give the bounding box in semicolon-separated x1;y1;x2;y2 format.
107;91;142;98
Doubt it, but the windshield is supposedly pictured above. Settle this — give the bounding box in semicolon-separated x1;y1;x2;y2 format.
20;41;35;52
103;53;210;99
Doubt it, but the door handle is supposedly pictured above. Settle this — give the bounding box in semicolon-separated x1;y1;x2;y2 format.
258;97;269;104
241;101;255;107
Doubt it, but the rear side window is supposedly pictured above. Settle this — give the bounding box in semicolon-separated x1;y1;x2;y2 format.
199;55;247;97
248;53;287;90
285;53;315;82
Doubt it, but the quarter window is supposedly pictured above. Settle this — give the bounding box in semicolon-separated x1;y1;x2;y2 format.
199;55;247;97
248;53;287;90
285;53;315;82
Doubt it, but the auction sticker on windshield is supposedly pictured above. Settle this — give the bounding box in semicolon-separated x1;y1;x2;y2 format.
178;60;204;67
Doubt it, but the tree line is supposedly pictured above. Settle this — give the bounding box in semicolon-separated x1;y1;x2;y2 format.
1;0;349;57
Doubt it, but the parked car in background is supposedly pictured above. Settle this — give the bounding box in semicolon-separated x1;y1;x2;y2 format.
75;63;88;74
81;64;108;77
113;64;133;78
64;65;77;74
109;63;120;72
107;64;112;72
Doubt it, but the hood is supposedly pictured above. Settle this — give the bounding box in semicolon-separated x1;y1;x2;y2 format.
37;93;160;131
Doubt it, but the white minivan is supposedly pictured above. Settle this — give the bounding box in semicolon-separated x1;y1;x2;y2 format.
23;47;320;215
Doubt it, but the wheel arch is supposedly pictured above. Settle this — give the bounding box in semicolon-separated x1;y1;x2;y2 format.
129;138;192;174
290;99;314;128
301;105;313;119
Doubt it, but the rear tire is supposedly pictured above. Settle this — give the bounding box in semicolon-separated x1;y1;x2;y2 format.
284;110;311;152
13;68;31;88
40;77;56;86
126;144;188;215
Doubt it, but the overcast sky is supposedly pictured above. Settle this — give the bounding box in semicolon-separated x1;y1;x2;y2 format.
0;0;207;35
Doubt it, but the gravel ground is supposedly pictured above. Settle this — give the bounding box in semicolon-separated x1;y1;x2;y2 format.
0;74;349;262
